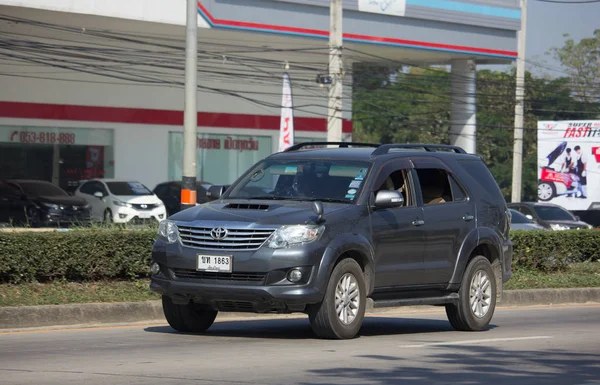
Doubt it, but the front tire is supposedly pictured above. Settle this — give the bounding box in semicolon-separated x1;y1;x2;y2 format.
162;295;218;333
308;258;366;340
446;255;497;331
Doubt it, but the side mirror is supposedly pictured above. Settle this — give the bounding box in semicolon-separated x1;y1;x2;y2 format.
94;191;104;199
312;201;325;223
373;190;405;210
525;214;533;220
207;185;228;200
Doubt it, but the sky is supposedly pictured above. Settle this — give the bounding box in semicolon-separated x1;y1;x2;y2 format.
524;0;600;77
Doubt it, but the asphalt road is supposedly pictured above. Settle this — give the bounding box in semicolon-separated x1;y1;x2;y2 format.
1;304;600;385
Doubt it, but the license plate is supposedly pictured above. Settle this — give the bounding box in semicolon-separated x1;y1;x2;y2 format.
197;255;232;273
138;213;151;219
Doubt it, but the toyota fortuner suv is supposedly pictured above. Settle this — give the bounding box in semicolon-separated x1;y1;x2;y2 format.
150;142;512;339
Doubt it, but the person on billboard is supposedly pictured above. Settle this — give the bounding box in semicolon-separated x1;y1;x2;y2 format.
562;148;575;173
562;148;576;197
574;145;587;199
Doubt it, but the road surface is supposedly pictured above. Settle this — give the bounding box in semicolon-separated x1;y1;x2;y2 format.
1;304;599;385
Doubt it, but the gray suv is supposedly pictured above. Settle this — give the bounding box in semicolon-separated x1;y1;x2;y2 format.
150;142;512;339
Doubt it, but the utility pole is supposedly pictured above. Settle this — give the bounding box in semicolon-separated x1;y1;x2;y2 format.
181;0;198;211
511;0;527;203
327;0;343;144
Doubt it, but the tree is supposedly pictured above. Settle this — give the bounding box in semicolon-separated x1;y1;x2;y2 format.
549;29;600;104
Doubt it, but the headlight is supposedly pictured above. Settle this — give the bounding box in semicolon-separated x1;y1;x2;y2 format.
267;225;325;249
550;224;569;231
158;220;179;243
113;200;132;208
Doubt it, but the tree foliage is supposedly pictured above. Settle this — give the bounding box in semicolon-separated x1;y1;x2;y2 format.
549;29;600;104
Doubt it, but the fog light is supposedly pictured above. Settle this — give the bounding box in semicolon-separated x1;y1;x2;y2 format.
288;268;303;283
119;213;127;219
158;214;164;219
151;262;160;275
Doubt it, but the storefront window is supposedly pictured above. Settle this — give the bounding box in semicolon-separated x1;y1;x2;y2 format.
0;126;114;191
168;133;272;185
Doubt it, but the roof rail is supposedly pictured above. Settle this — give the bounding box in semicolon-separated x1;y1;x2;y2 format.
371;143;467;156
283;142;381;152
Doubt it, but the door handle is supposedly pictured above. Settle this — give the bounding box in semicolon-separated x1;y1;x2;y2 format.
463;214;474;221
412;219;425;226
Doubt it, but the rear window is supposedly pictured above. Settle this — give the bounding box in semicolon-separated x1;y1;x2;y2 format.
457;159;504;201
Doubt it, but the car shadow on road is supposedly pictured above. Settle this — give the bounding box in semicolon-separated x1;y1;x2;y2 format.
298;345;600;385
144;315;488;340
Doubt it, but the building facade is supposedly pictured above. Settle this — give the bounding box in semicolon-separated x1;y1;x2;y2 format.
0;0;520;192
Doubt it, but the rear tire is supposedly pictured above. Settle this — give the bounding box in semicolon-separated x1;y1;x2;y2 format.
308;258;366;340
446;255;497;331
162;295;218;333
538;181;555;201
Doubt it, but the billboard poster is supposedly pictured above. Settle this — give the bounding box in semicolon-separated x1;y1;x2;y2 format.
537;120;600;211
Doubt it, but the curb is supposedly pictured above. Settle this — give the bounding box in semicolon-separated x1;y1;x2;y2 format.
1;288;599;331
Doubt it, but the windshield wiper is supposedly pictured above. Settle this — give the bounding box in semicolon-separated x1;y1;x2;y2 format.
303;198;350;204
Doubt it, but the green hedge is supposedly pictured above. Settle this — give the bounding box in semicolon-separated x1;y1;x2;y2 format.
0;228;156;283
1;228;600;283
510;229;600;272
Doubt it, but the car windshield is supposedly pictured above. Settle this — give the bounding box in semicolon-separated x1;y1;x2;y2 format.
106;182;153;196
534;206;576;221
510;209;533;224
226;159;371;203
16;181;68;197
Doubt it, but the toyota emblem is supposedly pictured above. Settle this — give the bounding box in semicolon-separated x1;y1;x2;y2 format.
210;227;228;240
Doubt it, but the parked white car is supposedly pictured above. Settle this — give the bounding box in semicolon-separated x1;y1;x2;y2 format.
75;179;167;223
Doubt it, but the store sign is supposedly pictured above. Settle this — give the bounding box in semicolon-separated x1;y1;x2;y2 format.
196;137;260;152
358;0;406;17
537;120;600;211
1;126;112;146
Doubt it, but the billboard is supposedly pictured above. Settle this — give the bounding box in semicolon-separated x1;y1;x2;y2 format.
537;120;600;211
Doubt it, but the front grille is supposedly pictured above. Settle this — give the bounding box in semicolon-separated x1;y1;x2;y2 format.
131;203;158;211
172;269;266;283
214;300;255;311
178;226;275;250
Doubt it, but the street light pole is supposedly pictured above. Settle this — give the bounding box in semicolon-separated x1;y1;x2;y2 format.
511;0;527;203
327;0;343;144
181;0;198;211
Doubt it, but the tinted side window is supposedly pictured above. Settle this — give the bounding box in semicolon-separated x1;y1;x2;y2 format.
416;168;453;205
0;183;19;197
153;184;166;197
457;159;504;202
79;182;94;195
449;175;467;202
375;168;415;207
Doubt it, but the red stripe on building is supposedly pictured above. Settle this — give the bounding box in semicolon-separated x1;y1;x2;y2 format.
0;102;352;133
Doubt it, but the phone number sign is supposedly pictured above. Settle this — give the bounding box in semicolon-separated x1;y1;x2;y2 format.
10;130;76;144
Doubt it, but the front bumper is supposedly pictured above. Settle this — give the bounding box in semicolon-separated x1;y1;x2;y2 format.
112;206;167;223
150;239;329;313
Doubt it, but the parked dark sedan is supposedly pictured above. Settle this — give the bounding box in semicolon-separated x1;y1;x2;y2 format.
507;202;592;231
0;180;91;227
153;181;213;217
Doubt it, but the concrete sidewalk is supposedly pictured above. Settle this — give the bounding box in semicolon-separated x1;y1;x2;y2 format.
1;287;599;331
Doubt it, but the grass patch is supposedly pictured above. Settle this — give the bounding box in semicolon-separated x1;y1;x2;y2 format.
0;279;159;307
505;262;600;290
1;262;599;307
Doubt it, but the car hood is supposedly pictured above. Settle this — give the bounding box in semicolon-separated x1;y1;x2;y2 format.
544;219;591;228
170;200;351;226
511;223;546;231
115;195;162;205
35;195;89;206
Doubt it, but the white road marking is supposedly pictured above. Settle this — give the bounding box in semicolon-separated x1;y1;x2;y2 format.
399;335;553;348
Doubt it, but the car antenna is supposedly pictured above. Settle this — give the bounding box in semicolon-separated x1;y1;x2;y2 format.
312;201;325;223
